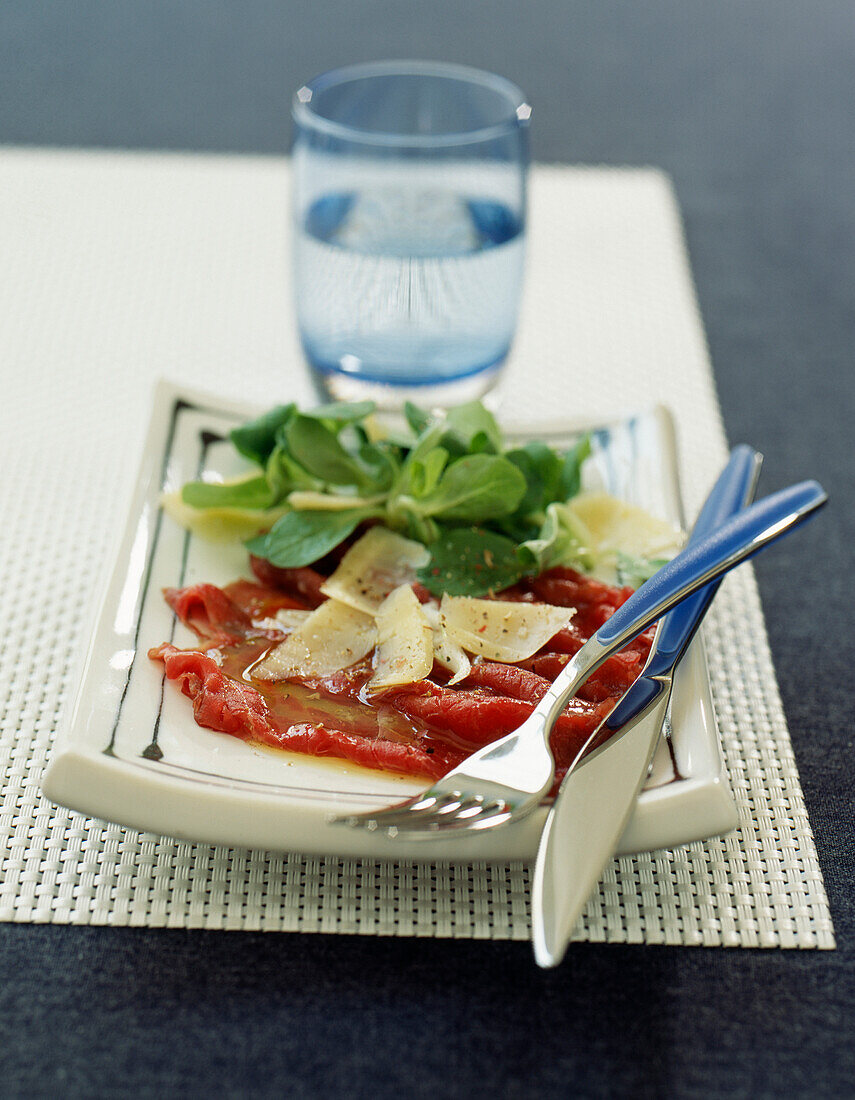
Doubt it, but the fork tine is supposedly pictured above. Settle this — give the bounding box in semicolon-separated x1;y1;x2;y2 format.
334;793;516;836
371;796;513;835
392;802;515;836
350;792;467;829
369;793;445;818
464;805;515;831
333;790;458;830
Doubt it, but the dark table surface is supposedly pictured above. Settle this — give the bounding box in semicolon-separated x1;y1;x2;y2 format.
1;2;853;1096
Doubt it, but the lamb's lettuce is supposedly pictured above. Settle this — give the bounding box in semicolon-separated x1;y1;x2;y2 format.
518;501;596;575
176;398;598;596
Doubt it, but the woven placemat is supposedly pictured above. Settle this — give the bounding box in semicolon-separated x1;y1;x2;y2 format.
0;147;834;947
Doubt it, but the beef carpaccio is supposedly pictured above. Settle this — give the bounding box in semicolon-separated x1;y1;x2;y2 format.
149;555;654;786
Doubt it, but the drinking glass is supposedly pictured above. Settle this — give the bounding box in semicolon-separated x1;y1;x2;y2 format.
291;61;530;407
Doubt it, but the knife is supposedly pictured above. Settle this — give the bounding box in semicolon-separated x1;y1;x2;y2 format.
531;444;763;967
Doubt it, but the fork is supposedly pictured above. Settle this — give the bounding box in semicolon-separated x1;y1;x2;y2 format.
334;476;827;837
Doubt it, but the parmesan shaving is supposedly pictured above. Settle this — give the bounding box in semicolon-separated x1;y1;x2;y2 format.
252;599;376;681
251;608;312;632
368;585;434;692
440;595;573;662
287;491;386;512
160;490;287;543
274;608;313;630
422;602;471;685
569;493;683;581
320;527;430;614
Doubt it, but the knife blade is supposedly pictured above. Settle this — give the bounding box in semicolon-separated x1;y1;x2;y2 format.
531;444;762;967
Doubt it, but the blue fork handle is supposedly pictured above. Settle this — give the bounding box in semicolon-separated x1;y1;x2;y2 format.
605;445;761;728
595;479;826;652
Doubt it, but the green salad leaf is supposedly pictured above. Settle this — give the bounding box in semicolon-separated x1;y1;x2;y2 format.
518;500;596;574
246;508;376;568
265;446;324;500
406;454;527;522
303;399;376;425
417;528;526;596
230;404;295;466
403;401;433;437
615;551;669;589
504;442;565;522
441;400;503;455
560;435;593;500
181;474;274;511
284;414;376;489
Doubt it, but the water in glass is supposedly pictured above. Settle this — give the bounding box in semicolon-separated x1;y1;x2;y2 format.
296;186;524;387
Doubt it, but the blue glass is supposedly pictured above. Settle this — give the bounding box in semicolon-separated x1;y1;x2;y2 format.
291;62;530;406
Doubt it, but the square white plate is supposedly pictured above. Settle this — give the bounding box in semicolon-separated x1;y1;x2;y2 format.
43;381;738;860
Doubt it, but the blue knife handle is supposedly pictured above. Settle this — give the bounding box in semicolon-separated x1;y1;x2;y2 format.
595;479;826;650
648;445;761;666
604;445;761;729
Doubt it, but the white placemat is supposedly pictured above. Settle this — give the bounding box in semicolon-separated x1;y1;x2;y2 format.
0;147;834;947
